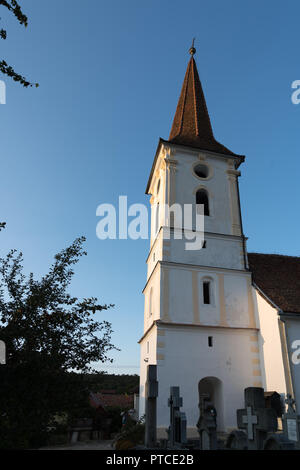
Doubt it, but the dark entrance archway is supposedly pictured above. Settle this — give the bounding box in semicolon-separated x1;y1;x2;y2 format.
198;377;224;431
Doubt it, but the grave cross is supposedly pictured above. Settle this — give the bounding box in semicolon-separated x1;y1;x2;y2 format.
283;393;300;444
144;365;158;448
242;406;257;440
197;393;218;450
167;386;187;447
285;394;296;414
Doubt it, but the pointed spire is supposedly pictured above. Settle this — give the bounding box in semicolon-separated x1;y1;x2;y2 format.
168;44;237;156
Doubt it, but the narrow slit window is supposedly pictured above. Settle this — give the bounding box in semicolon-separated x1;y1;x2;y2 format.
196;189;209;216
156;179;160;194
203;281;210;304
155;203;160;234
149;288;153;316
208;336;213;347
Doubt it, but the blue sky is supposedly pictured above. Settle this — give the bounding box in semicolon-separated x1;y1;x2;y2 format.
0;0;299;375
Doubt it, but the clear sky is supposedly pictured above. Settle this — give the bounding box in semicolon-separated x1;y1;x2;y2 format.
1;0;300;375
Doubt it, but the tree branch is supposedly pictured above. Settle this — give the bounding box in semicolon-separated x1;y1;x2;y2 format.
0;1;38;87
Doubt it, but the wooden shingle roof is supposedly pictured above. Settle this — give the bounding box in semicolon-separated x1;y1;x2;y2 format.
248;252;300;313
168;54;241;158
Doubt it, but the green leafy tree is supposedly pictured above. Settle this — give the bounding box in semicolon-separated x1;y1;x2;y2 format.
0;236;118;448
0;0;38;87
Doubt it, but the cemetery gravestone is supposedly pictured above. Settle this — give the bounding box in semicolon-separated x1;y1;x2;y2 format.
144;365;158;448
197;393;217;450
236;387;278;450
282;394;300;445
0;340;5;365
167;386;187;448
264;391;283;418
263;394;297;450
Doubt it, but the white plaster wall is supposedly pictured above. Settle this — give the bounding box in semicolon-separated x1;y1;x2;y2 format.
254;289;287;394
155;326;256;432
172;151;237;236
224;275;250;327
147;231;163;279
166;266;252;328
143;266;161;332
197;272;220;325
168;268;194;323
166;230;244;270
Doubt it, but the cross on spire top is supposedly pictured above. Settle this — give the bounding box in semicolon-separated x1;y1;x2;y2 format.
168;45;240;157
189;38;196;56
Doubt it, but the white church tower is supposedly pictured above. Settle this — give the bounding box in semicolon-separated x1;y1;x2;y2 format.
139;45;275;435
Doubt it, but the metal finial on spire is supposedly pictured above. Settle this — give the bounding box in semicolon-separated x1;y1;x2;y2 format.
189;38;196;56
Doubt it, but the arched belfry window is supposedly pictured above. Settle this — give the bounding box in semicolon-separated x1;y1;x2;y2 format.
203;281;211;304
196;189;209;216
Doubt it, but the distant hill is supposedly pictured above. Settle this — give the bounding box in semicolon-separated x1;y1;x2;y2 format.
84;373;139;395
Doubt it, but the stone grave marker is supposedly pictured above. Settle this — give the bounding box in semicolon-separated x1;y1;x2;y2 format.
145;364;158;448
197;393;217;450
0;340;5;365
263;394;298;450
236;387;278;450
167;386;187;448
283;394;300;445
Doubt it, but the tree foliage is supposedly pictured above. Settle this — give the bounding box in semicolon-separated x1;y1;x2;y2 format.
0;237;118;448
0;0;38;87
84;373;139;395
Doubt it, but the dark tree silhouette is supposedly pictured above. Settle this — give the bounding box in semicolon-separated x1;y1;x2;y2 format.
0;0;38;87
0;236;118;448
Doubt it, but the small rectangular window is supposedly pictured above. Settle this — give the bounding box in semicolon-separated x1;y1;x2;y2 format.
203;281;210;304
208;336;213;347
147;341;149;354
202;241;206;249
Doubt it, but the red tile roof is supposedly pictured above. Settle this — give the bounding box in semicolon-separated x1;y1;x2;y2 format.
90;392;134;410
248;252;300;313
168;55;240;158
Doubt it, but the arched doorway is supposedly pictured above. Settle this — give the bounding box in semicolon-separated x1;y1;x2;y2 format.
198;377;224;432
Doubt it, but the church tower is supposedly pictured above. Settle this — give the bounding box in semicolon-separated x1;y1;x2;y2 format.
139;45;263;435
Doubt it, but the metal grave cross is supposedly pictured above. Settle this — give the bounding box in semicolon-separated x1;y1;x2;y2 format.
285;394;296;414
283;393;300;444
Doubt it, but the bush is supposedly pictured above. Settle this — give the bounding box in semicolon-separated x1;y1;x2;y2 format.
114;416;145;449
